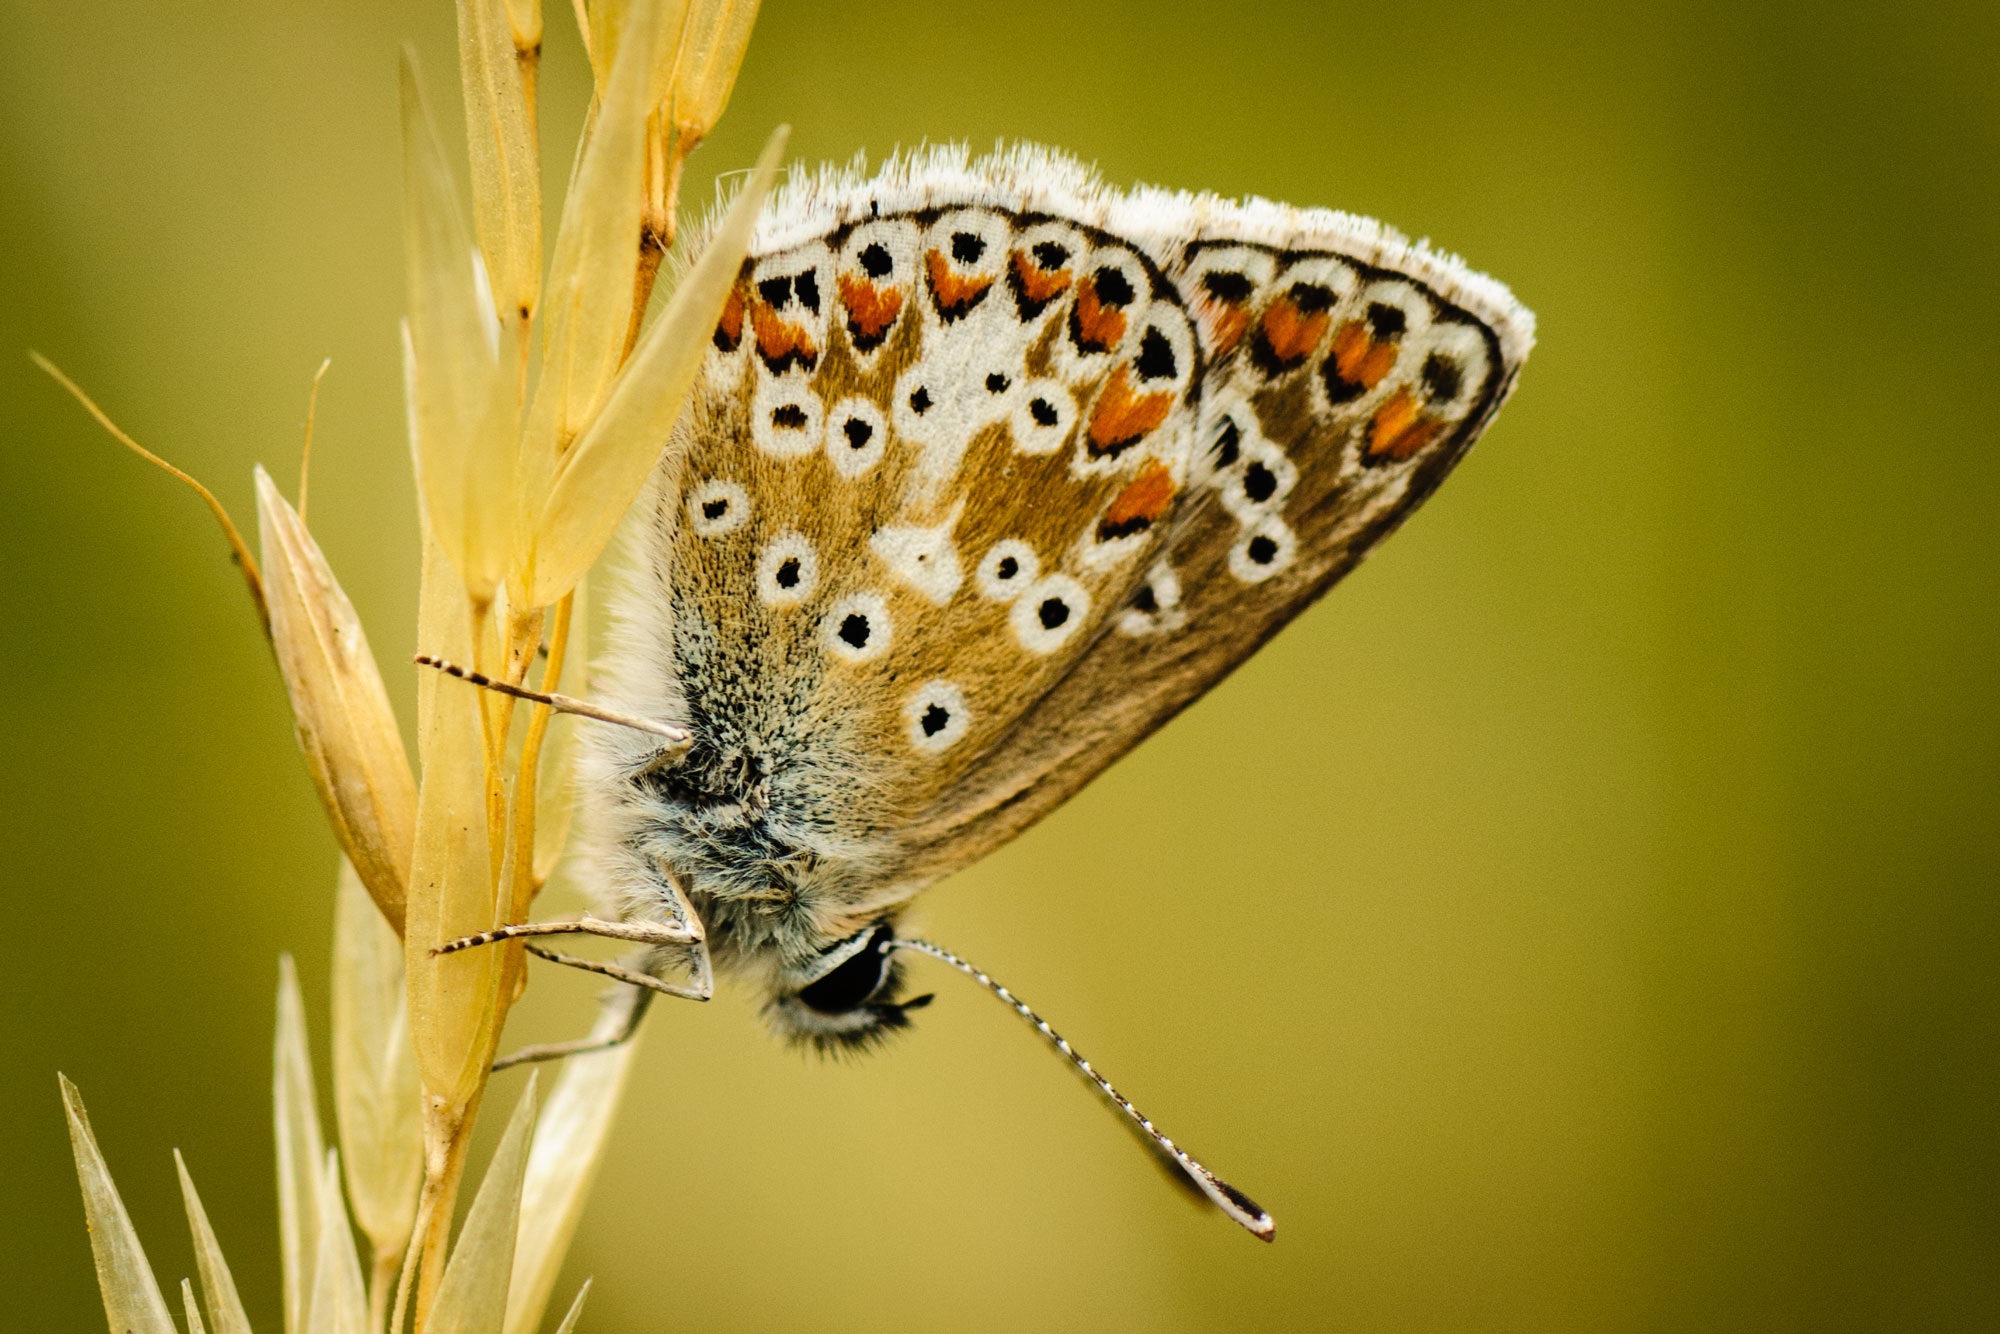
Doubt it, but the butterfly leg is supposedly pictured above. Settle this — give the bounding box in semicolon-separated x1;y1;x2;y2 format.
491;957;663;1071
431;914;700;956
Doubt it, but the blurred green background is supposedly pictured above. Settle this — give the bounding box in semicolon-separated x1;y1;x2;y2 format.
4;1;1996;1329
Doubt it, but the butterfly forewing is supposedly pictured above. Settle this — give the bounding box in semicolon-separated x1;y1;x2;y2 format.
597;145;1530;942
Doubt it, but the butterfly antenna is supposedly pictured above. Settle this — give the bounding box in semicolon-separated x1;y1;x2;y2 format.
414;655;690;745
891;937;1275;1241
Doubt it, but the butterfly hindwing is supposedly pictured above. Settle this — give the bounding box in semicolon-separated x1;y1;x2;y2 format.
896;211;1533;885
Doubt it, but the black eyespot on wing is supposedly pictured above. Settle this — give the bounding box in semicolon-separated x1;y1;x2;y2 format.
758;274;793;308
1134;326;1177;381
908;386;932;415
1132;583;1159;613
1029;397;1059;427
1288;282;1336;314
776;558;801;589
798;926;893;1014
793;270;820;314
1243;461;1277;503
771;403;808;430
1038;597;1070;630
1421;352;1462;403
951;231;986;264
1092;265;1135;307
839;613;871;648
995;555;1019;580
1031;240;1070;270
702;498;728;520
1211;418;1242;469
858;243;893;278
1202;270;1254;303
1247;535;1278;565
920;703;950;737
843;416;874;449
986;372;1010;393
1366;302;1407;339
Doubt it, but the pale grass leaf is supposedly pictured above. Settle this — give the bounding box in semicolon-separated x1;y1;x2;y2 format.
521;0;675;502
528;122;785;605
502;996;642;1334
305;1151;369;1334
58;1075;177;1334
174;1151;254;1334
407;525;505;1110
332;860;424;1266
531;576;588;887
670;0;760;141
457;0;542;321
429;1074;541;1334
254;468;416;935
182;1280;209;1334
275;955;329;1334
401;50;517;602
551;1279;592;1334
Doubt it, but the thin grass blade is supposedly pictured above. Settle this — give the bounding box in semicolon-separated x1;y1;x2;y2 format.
528;123;785;605
428;1074;541;1334
519;0;675;534
174;1152;254;1334
531;577;587;887
670;0;760;143
502;997;643;1334
304;1150;369;1334
457;0;542;323
58;1075;177;1334
182;1280;209;1334
275;955;329;1334
332;859;424;1269
402;49;517;603
407;525;504;1113
550;1279;591;1334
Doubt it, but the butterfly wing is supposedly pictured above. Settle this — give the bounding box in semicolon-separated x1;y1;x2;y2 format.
594;148;1530;944
894;197;1534;886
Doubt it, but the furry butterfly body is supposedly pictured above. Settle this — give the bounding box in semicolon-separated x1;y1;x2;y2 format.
573;144;1534;1054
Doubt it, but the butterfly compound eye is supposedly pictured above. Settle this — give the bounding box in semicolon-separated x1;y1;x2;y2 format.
798;923;895;1014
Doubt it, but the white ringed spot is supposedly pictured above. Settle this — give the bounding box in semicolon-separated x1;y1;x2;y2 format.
1010;574;1090;654
822;591;892;663
975;539;1039;601
904;680;971;753
1007;378;1074;456
752;375;823;459
1117;561;1185;637
688;479;749;537
755;531;818;608
825;396;887;479
1229;515;1296;584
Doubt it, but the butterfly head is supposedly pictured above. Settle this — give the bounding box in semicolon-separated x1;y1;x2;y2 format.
762;919;934;1054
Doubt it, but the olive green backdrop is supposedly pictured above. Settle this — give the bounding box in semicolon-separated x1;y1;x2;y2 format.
3;1;1994;1329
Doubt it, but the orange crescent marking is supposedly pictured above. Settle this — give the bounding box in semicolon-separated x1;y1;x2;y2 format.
1010;250;1073;304
1260;299;1330;365
1072;278;1128;351
925;250;994;312
1088;365;1173;455
750;305;817;366
1365;389;1443;460
1104;460;1177;529
715;287;745;348
1332;320;1400;391
837;274;905;342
